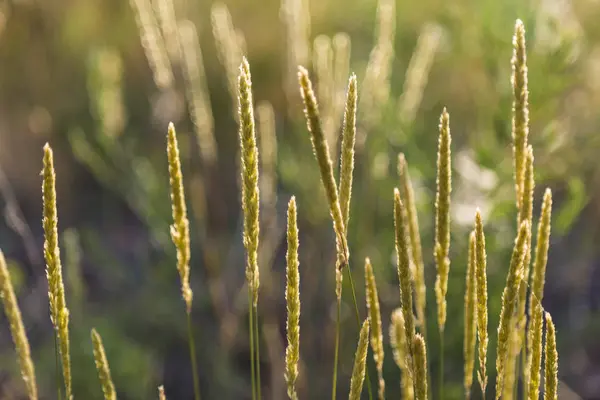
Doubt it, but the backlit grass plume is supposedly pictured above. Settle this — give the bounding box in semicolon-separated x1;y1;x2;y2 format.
349;320;370;400
128;0;173;89
42;144;72;400
238;57;262;400
339;74;357;238
365;258;385;400
178;20;217;167
91;328;116;400
238;58;261;305
516;147;535;339
474;210;489;395
495;220;530;398
544;313;558;400
463;231;477;399
434;108;451;332
167;123;193;313
0;250;37;400
158;385;167;400
398;154;426;333
434;108;451;399
166;123;201;400
413;334;429;400
393;188;416;371
285;197;300;400
298;66;348;265
529;189;553;327
526;301;544;400
511;19;529;205
390;309;413;400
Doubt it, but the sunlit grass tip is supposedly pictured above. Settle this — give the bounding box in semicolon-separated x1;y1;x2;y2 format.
349;319;370;400
285;196;300;400
42;143;72;400
474;210;489;395
393;188;416;372
511;19;529;205
365;258;385;399
434;107;451;331
413;334;429;400
390;309;413;400
167;123;193;313
464;231;477;398
494;220;530;399
544;312;558;400
0;250;37;400
91;328;116;400
238;57;261;305
398;153;426;332
297;66;347;265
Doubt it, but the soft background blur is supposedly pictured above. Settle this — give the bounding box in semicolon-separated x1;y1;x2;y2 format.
0;0;598;398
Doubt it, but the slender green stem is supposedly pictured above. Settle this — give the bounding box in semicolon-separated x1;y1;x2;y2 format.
346;264;374;400
439;329;444;400
186;311;201;400
54;331;62;400
249;291;257;400
254;304;262;400
331;296;341;400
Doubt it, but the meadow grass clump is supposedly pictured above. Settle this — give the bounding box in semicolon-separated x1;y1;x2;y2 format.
0;14;565;400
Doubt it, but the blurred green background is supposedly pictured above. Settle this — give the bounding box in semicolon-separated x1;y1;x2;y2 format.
0;0;599;398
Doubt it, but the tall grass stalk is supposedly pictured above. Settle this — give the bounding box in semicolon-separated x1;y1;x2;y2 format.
238;58;262;399
42;144;72;400
285;197;300;400
298;66;373;400
0;250;37;400
91;328;116;400
167;123;201;400
331;73;358;400
434;109;451;400
349;320;370;400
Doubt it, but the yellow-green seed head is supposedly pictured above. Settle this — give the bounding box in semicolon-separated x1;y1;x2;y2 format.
285;196;300;400
434;108;451;331
527;300;544;400
398;153;426;330
393;188;416;371
298;66;348;265
339;74;357;236
511;19;529;205
167;123;193;313
365;258;385;399
91;328;116;400
464;231;477;398
543;313;558;400
0;251;38;400
474;210;489;395
349;319;370;400
495;220;530;398
42;144;72;400
529;189;552;315
238;57;261;306
390;309;413;400
413;334;428;400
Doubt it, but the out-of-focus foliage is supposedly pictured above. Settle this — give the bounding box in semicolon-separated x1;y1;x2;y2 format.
0;0;598;398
